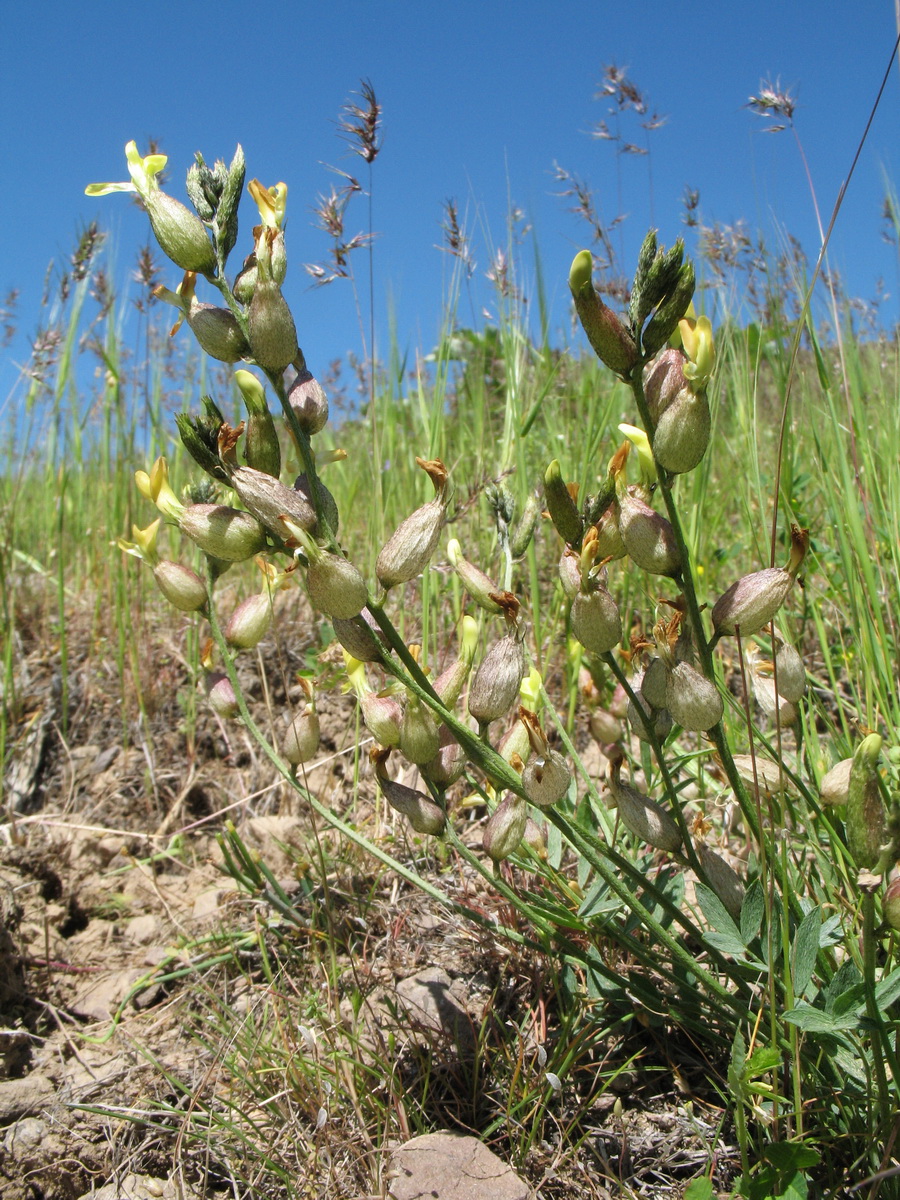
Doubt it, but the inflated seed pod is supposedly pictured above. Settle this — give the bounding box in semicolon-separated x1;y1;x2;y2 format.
228;466;317;537
846;734;886;869
204;671;240;719
559;550;582;600
288;368;329;436
224;592;274;649
819;757;853;806
422;728;467;787
399;697;442;766
248;278;299;371
732;755;794;796
375;772;446;836
665;660;723;732
306;551;368;620
570;585;622;656
589;707;622;746
697;843;745;922
293;473;340;537
616;489;682;576
652;386;711;475
640;657;668;710
447;539;503;613
180;504;268;561
186;299;250;363
376;460;449;588
483;793;528;862
644;348;689;425
627;669;673;743
712;527;809;637
360;693;402;747
282;707;320;765
773;639;806;703
468;633;526;725
522;750;571;808
332;613;383;662
884;871;900;932
607;762;681;853
152;561;208;612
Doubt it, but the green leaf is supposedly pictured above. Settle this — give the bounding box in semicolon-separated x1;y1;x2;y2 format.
874;965;900;1013
782;1002;859;1033
729;1026;747;1091
704;930;749;957
745;1046;781;1078
791;909;820;998
696;881;744;941
683;1180;714;1200
762;1142;821;1171
740;878;765;944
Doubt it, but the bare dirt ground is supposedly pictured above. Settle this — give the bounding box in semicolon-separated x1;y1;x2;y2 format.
0;598;738;1199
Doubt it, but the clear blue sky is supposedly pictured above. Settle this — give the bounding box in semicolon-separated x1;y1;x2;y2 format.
2;1;899;407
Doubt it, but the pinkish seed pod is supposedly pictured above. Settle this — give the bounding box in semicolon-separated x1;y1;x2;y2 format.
361;694;402;747
523;750;571;808
228;466;316;538
306;552;368;620
224;592;273;649
820;757;853;806
180;504;267;561
607;766;682;853
248;278;299;371
282;708;320;765
589;708;622;746
377;774;446;836
697;843;745;922
152;560;208;612
558;550;581;600
665;661;723;732
204;671;240;718
570;586;622;656
483;793;528;862
652;386;711;475
644;348;689;425
332;613;383;662
288;369;329;436
616;490;681;576
468;634;526;724
712;528;809;637
423;730;467;787
377;497;447;588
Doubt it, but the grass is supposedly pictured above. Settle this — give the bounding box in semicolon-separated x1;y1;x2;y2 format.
4;103;900;1199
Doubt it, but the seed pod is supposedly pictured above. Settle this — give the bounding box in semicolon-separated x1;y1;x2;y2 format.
288;368;329;436
152;560;208;612
652;386;710;475
820;757;853;806
235;370;281;478
233;253;258;305
186;301;249;363
282;707;320;765
846;733;885;869
773;639;806;703
523;750;571;808
306;551;368;620
569;250;638;375
376;771;446;836
558;550;582;600
360;694;403;747
884;871;900;932
468;633;526;724
400;697;442;766
423;730;467;786
640;657;668;710
180;503;268;561
498;716;531;767
204;671;240;719
570;586;622;655
447;539;503;613
697;843;745;922
626;674;673;743
617;490;681;576
593;503;626;561
145;190;217;275
712;527;809;636
589;707;622;746
228;466;317;538
248;278;299;371
607;762;681;853
224;592;274;649
483;793;528;862
644;348;689;425
732;755;794;796
332;613;383;662
432;620;478;709
376;460;449;589
665;661;723;732
522;818;548;859
510;493;541;559
749;665;797;726
293;473;339;538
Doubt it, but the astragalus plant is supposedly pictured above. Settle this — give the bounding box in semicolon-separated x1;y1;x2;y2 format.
90;140;900;1197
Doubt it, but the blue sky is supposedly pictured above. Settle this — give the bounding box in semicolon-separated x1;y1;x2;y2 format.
2;1;899;407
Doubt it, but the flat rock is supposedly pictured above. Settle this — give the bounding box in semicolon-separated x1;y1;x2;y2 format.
388;1131;528;1200
394;967;475;1054
0;1074;54;1124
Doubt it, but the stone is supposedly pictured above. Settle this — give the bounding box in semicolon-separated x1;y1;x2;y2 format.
388;1131;528;1200
394;968;475;1054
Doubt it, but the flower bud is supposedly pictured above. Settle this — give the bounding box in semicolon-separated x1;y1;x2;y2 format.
607;760;681;853
570;583;622;656
180;503;268;561
847;733;885;870
152;560;208;612
569;250;638;376
288;368;329;436
510;494;541;559
712;527;809;637
819;757;853;806
204;671;240;719
376;459;449;588
697;843;745;922
468;633;526;725
224;592;274;649
306;551;368;620
543;460;584;545
332;613;384;662
248;279;299;371
665;661;723;732
282;707;320;766
235;370;281;478
483;793;528;862
523;750;571;808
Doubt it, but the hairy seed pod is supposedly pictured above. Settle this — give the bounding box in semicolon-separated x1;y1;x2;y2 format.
665;661;723;731
228;467;316;538
627;674;673;743
248;279;299;371
180;504;267;561
332;613;383;662
483;793;528;862
652;386;710;475
186;302;250;363
400;697;442;766
204;671;240;719
732;755;794;796
819;757;853;806
468;634;525;724
376;461;449;588
589;707;622;746
617;490;681;576
423;729;467;787
697;843;745;922
293;473;339;538
607;767;681;853
640;657;668;710
522;818;548;859
145;190;217;274
713;569;794;637
306;552;368;620
360;694;402;747
773;639;806;703
544;460;584;545
847;734;885;870
152;561;208;612
644;348;689;425
236;370;281;477
224;592;274;649
523;749;571;808
558;550;582;600
288;368;329;436
282;708;320;765
377;774;446;836
570;586;622;656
